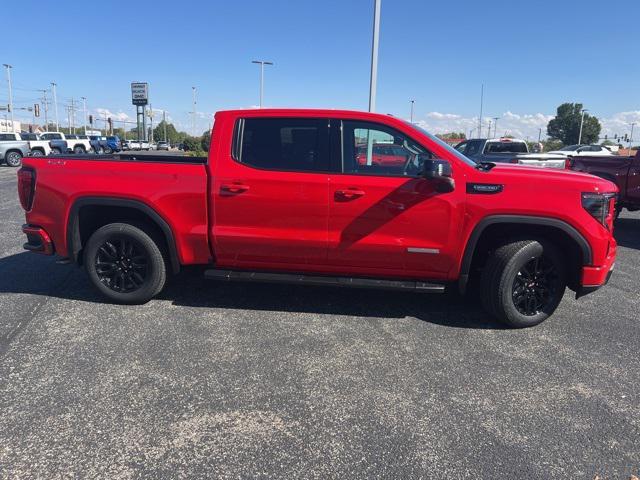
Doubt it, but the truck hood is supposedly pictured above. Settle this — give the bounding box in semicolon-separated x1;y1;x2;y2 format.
484;163;619;193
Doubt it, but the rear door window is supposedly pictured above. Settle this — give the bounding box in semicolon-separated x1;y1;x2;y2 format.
235;117;330;172
484;141;528;154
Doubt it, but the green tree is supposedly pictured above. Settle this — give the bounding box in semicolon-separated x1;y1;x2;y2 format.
547;103;601;145
152;121;189;145
182;136;202;152
201;130;211;152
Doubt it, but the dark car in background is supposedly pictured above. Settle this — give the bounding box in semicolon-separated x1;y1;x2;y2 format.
570;150;640;217
454;138;529;163
89;135;121;153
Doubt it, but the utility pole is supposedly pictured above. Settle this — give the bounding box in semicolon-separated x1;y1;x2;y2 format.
3;64;14;132
81;97;87;135
409;99;415;123
578;108;588;145
478;84;484;138
51;82;59;131
251;60;274;108
538;127;542;143
629;122;636;156
493;117;499;138
191;87;197;135
368;0;381;112
66;105;72;133
38;89;49;131
163;110;167;142
70;98;76;134
487;120;492;139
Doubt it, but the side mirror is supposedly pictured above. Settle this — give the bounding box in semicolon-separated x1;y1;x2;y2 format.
421;158;455;193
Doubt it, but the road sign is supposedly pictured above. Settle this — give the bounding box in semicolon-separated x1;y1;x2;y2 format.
131;82;149;106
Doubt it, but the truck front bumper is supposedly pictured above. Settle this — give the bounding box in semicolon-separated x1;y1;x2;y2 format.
576;238;616;298
22;224;55;255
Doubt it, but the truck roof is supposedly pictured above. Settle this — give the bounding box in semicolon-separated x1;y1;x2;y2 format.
216;108;398;120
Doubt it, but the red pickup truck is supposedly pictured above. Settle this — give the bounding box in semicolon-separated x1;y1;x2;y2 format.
569;151;640;217
17;109;617;328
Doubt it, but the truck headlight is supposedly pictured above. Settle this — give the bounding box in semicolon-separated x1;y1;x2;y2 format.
581;192;617;230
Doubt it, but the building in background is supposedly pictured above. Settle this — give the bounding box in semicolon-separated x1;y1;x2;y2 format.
0;119;21;132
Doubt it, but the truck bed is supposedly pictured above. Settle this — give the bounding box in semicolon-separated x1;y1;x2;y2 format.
43;153;208;164
21;154;211;266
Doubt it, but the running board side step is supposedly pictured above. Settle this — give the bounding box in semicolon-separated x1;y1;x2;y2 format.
204;269;446;292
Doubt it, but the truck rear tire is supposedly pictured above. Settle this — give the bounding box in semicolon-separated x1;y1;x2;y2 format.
481;239;566;328
84;222;167;304
5;150;22;167
73;146;86;154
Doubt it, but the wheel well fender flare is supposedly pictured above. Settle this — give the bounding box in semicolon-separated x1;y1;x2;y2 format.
458;215;592;293
67;197;180;274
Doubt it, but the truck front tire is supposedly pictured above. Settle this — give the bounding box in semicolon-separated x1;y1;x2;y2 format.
481;239;566;328
84;222;167;304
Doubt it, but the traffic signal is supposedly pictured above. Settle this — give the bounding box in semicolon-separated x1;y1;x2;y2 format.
89;114;93;125
107;117;112;130
34;103;40;117
6;104;11;113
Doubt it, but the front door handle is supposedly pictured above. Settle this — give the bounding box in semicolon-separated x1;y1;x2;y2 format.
335;188;365;200
221;183;250;194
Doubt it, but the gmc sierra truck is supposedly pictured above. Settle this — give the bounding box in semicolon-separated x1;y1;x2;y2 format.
40;132;92;154
18;109;617;328
455;137;567;169
0;133;30;167
570;151;640;216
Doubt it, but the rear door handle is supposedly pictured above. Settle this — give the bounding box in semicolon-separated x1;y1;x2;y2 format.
221;183;250;194
335;188;365;199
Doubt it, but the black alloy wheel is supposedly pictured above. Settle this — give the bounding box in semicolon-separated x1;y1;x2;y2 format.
84;222;167;304
511;255;561;317
94;237;148;293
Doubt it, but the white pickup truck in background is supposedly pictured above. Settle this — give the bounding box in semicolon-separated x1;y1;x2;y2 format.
16;132;52;156
40;132;92;154
0;132;52;156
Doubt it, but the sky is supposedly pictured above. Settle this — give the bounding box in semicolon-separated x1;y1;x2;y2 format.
2;0;639;142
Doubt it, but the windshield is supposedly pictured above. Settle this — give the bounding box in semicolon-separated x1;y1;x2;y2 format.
404;122;477;166
559;145;580;151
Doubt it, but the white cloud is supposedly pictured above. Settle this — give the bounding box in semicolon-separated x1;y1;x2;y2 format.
94;107;130;122
414;109;640;143
417;111;541;138
600;111;640;141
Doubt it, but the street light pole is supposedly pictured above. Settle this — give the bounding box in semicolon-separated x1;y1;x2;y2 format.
3;64;14;132
493;117;499;138
251;60;274;108
51;82;59;131
478;84;484;138
409;99;415;123
368;0;381;112
578;108;588;145
629;122;636;156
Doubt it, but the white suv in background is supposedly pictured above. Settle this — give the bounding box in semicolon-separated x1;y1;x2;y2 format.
548;144;614;156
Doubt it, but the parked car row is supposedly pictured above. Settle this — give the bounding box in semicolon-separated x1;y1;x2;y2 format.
0;131;180;166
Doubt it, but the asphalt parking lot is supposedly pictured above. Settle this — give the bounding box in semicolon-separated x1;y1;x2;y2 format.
0;164;638;479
